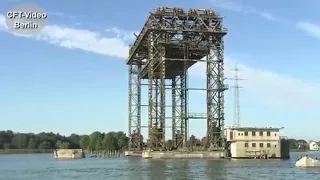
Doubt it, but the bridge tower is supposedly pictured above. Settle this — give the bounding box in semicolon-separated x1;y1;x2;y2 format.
127;7;228;151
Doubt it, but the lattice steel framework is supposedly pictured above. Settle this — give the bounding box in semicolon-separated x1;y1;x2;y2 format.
172;72;188;149
127;6;228;151
230;63;244;128
128;64;142;150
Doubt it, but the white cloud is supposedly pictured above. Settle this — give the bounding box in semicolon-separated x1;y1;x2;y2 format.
47;12;64;16
105;27;137;42
296;22;320;39
47;12;78;21
210;0;249;12
0;14;129;59
1;13;320;111
39;25;129;58
210;0;320;40
260;12;279;22
0;15;7;30
210;0;280;22
189;58;320;110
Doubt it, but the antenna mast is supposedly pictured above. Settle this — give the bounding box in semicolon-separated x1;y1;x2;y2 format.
230;63;245;127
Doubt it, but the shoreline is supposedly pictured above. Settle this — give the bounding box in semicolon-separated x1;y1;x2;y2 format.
0;149;52;154
0;149;310;155
290;149;308;152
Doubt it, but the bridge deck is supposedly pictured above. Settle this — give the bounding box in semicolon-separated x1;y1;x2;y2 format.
126;7;227;65
139;45;207;79
140;59;196;79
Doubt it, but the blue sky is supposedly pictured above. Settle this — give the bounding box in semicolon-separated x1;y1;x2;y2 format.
0;0;320;140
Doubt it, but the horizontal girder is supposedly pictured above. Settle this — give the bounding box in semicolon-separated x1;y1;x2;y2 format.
126;6;227;65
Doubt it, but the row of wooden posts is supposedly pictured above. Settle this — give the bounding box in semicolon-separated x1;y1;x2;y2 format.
89;150;123;158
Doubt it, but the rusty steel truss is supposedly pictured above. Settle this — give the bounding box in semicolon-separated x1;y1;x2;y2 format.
127;7;228;151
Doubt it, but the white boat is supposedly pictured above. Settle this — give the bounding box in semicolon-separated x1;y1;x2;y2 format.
295;156;320;167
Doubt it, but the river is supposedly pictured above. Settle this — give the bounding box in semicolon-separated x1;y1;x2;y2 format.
0;152;319;180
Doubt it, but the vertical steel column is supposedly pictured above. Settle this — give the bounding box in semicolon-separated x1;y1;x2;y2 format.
220;20;227;147
159;34;166;150
180;73;186;147
216;33;226;149
128;65;132;149
172;76;184;149
128;64;141;150
171;77;176;147
206;37;215;149
148;32;155;150
206;32;226;149
137;65;142;150
155;79;159;150
148;31;165;150
183;45;189;148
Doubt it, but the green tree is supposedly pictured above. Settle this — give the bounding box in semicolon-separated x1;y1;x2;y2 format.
11;133;28;149
189;135;196;150
103;132;119;151
115;131;128;150
38;141;51;149
80;135;90;150
28;138;37;149
0;131;9;149
0;130;131;152
89;131;102;151
95;137;103;151
55;140;62;148
166;140;173;149
3;143;11;149
68;134;81;148
201;136;208;147
60;142;70;149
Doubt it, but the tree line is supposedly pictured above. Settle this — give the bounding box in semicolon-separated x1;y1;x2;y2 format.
0;130;129;152
0;131;213;151
0;130;316;152
287;139;311;150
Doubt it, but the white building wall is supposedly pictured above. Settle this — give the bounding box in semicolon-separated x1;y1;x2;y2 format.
230;142;237;157
227;128;281;158
227;129;279;141
230;140;281;158
309;142;319;151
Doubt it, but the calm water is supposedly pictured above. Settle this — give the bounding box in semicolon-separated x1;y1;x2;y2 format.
0;152;320;180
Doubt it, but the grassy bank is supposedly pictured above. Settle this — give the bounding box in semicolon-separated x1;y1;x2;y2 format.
290;149;308;152
0;149;52;154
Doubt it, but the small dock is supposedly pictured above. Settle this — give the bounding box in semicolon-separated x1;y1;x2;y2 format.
88;150;123;158
124;151;143;157
53;149;85;159
124;150;226;159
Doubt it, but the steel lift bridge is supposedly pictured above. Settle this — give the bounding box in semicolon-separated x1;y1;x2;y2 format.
127;6;228;152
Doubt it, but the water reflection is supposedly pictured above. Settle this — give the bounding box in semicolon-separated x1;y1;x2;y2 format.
170;160;189;180
1;153;320;179
127;157;143;180
205;160;228;180
146;159;167;180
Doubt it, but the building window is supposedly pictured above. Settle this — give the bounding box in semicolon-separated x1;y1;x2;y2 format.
260;143;263;147
267;131;270;136
244;131;248;136
274;133;277;136
245;143;248;147
238;133;240;136
267;143;271;147
274;145;277;148
252;132;256;136
252;143;256;147
259;131;263;136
